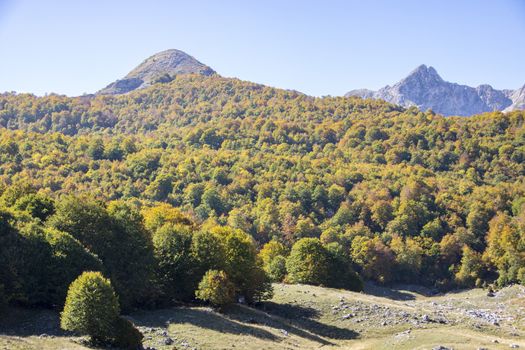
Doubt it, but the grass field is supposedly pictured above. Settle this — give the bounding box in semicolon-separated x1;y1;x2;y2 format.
1;283;524;349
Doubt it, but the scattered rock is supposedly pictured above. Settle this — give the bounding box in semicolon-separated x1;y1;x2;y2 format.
510;345;520;349
280;329;289;336
395;329;411;339
163;337;174;345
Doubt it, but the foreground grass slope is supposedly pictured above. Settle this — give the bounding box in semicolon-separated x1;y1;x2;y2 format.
2;283;524;350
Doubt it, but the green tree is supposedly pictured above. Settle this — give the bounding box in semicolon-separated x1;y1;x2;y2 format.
258;240;288;281
286;238;330;285
49;197;155;310
216;226;273;302
43;227;103;306
351;236;394;284
195;270;235;309
60;272;120;343
455;245;485;287
153;224;194;301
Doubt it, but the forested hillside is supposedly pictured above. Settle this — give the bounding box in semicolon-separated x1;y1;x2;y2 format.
1;74;524;324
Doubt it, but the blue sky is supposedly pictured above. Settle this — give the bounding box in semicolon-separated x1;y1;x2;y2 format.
0;0;524;96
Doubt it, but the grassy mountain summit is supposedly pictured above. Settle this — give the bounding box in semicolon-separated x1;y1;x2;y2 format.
97;49;216;95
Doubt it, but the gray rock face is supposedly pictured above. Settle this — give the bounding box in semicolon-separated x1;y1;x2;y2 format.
98;49;216;95
345;65;524;116
504;85;525;112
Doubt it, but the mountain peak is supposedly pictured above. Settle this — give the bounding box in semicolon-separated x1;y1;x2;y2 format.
98;49;216;95
345;65;523;116
404;64;442;83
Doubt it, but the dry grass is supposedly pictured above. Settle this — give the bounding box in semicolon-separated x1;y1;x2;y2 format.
1;283;524;349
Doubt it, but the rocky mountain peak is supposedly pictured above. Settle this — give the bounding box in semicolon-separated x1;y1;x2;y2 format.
404;64;443;84
345;65;523;116
98;49;216;95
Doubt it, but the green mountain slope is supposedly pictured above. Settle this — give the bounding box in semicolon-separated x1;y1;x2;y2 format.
0;73;524;290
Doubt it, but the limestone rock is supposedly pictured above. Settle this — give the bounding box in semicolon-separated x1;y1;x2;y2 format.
345;65;524;116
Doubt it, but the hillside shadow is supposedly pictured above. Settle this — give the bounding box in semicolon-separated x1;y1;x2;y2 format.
133;302;358;346
363;283;416;301
254;302;358;341
0;307;69;337
133;307;278;341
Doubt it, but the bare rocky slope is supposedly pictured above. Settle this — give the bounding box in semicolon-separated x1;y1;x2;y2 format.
345;65;525;116
97;49;216;95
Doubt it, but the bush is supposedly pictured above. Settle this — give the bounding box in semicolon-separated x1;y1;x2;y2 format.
110;317;143;350
195;270;235;308
60;272;120;343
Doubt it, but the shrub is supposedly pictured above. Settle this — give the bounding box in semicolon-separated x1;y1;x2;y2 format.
60;272;120;343
195;270;235;308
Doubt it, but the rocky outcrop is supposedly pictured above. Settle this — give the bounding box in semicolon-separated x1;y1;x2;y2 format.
98;49;216;95
504;85;525;112
345;65;523;116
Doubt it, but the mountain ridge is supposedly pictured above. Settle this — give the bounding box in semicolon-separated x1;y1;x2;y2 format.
345;64;524;116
